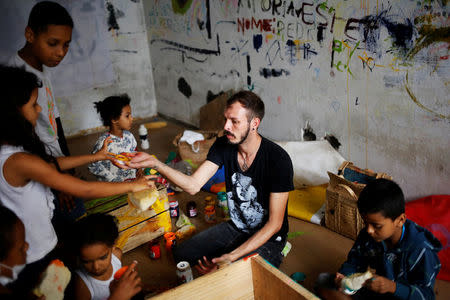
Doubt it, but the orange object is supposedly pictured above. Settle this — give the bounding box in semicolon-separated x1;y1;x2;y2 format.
50;259;65;267
114;266;129;280
204;205;216;223
164;232;176;251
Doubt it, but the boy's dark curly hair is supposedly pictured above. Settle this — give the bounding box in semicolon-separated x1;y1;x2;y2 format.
94;94;131;127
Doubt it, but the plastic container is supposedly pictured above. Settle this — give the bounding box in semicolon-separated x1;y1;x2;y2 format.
217;192;229;217
138;124;149;150
169;199;179;218
204;196;215;206
149;241;161;259
204;205;216;223
186;201;197;217
164;232;176;252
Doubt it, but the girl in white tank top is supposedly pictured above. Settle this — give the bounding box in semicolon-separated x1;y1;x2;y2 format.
0;66;155;266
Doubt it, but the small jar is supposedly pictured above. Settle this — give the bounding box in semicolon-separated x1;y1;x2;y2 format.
204;205;216;223
186;201;197;217
169;199;179;218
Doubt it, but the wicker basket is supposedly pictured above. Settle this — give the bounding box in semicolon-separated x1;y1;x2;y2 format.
172;130;222;168
325;162;392;240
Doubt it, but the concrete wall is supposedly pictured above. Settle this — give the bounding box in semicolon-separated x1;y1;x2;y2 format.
143;0;449;200
0;0;157;136
57;0;157;136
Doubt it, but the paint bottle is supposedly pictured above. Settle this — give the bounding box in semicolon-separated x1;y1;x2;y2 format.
186;201;197;217
204;196;215;207
169;198;179;218
176;261;193;284
204;205;216;223
138;124;149;150
164;232;176;252
217;192;229;218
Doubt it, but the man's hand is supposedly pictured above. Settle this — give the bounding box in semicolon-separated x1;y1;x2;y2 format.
364;275;396;294
335;272;345;289
195;256;218;275
127;152;160;169
109;261;142;300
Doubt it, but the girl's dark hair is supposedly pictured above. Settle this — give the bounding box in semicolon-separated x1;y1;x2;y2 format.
94;94;131;127
0;65;56;163
0;205;20;261
357;178;405;220
28;1;74;34
73;214;119;252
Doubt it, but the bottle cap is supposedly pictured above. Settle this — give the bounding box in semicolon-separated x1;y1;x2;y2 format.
139;124;148;135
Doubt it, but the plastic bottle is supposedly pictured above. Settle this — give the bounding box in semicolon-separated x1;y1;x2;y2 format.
138;124;149;150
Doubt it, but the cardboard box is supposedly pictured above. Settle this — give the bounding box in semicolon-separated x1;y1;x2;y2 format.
325;162;392;240
149;255;319;300
200;90;234;130
84;186;171;253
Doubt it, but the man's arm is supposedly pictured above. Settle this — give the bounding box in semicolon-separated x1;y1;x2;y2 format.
213;191;289;263
127;153;219;195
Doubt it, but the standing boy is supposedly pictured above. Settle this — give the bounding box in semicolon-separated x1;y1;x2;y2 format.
317;179;441;300
9;1;73;157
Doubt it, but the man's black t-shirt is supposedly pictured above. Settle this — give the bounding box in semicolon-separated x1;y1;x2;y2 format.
206;135;294;240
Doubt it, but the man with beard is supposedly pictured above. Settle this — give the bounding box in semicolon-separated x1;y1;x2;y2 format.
125;91;293;273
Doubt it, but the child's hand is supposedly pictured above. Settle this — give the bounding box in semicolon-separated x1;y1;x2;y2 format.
131;175;157;192
96;136;112;160
364;275;396;294
109;261;141;300
335;272;345;289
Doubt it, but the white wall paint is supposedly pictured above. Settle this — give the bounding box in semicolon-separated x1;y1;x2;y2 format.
0;0;157;136
58;0;157;135
143;0;449;200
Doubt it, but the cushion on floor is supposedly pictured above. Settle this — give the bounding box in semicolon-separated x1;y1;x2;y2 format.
288;185;327;225
405;195;450;281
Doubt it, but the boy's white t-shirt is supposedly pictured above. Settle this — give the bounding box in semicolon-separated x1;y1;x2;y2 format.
0;145;57;264
8;53;64;157
76;253;122;300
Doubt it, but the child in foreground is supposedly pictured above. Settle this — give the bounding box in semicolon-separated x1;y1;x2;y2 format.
88;94;139;182
316;179;441;300
72;214;141;300
0;65;153;296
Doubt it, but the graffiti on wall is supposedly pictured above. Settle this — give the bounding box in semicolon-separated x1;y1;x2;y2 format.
147;0;449;119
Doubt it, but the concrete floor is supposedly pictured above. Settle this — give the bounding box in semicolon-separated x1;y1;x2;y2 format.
67;116;449;299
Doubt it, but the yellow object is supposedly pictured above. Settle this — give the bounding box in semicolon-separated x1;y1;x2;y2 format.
287;185;327;224
144;121;167;129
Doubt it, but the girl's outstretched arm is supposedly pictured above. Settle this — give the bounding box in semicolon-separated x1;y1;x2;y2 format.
55;136;112;171
4;152;154;199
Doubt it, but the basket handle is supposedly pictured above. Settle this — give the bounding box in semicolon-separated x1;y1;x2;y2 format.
336;184;358;200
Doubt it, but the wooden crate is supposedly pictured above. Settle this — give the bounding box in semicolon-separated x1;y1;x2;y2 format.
149;255;319;300
84;186;171;253
325;162;392;240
